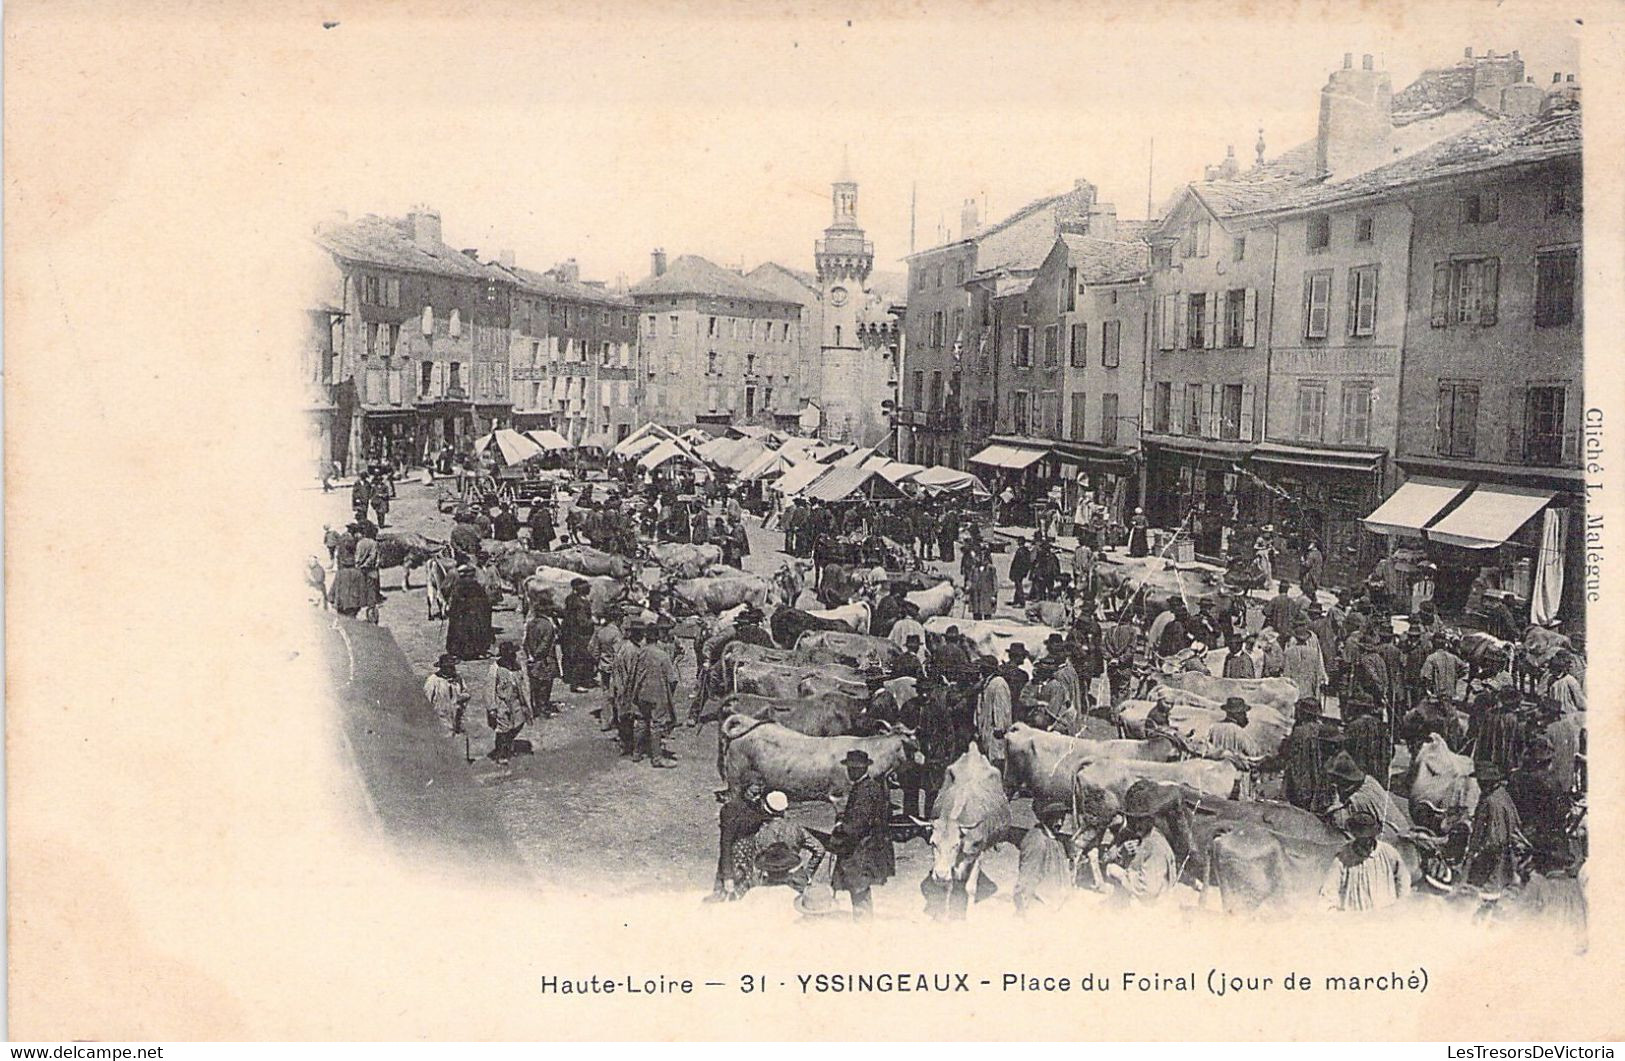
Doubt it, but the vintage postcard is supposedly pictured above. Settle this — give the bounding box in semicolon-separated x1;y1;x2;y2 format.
4;0;1622;1043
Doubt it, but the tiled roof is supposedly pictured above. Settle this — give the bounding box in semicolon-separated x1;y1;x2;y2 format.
1242;107;1580;215
748;261;820;294
630;254;799;304
492;263;632;306
1190;140;1320;218
991;275;1033;299
316;214;504;281
1058;234;1150;283
1391;64;1476;120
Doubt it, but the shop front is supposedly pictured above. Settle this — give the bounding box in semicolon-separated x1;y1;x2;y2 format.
1049;439;1139;533
1141;435;1258;558
1247;442;1386;587
969;437;1058;528
357;408;419;472
1364;460;1586;632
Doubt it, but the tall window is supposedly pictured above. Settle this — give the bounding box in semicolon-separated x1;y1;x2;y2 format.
1355;216;1374;243
1525;386;1566;465
1431;258;1500;327
1101;393;1119;446
951;309;964;345
974;399;991;430
911;370;924;411
1436;382;1479;458
1296;382;1326;442
449;362;463;392
1012;391;1030;434
1223;290;1246;348
1233;235;1246;261
1070;323;1087;367
707;351;719;375
929;372;944;411
1304;272;1332;339
1185;294;1206;350
1102;320;1121;367
1347;266;1379;337
1184;383;1203;435
956;261;966;285
669;315;679;336
1151;382;1170;433
1340;381;1373;444
1071;392;1088;441
834;325;842;346
1220;384;1243;441
1065;268;1077;313
1043;325;1060;368
1535;250;1578;327
419;361;433;396
1014;327;1033;367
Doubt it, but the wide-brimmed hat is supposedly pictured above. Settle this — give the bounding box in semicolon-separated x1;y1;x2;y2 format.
1122;781;1177;819
1007;644;1029;660
496;640;520;663
1326;751;1366;783
793;882;842;917
570;577;590;589
1222;696;1249;722
1037;799;1071;824
1346;810;1381;839
435;653;459;671
841;749;873;768
755;842;801;876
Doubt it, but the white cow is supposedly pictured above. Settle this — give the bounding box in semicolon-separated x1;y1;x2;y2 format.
926;616;1057;661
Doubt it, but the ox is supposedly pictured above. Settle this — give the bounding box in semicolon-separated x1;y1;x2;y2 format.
521;567;627;618
714;692;870;777
1155;673;1300;715
324;528;439;589
1024;600;1070;628
803;600;872;635
733;659;868;701
925;616;1058;662
535;545;631;580
1002;722;1179;802
905;581;958;621
793;630;905;670
925;744;1013;921
647;542;723;580
1118;696;1292;760
770;606;857;649
668;574;775;616
424;552;456;620
720;715;916;801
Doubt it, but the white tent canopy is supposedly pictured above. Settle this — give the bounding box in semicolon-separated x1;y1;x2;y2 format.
912;465;991;497
526;428;573;452
612;422;666;457
738;448;799;481
638;439;695;470
769;461;834;497
474;428;544;466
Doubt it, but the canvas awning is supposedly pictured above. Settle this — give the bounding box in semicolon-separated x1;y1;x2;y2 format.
1251;442;1384;472
1426;484;1556;549
697;436;737;461
912;465;991;497
738;448;797;481
1361;477;1471;537
801;467;904;502
474;429;543;466
580;431;615;450
526;428;573;452
719;440;769;472
611;422;664;456
638;439;698;470
619;433;664;458
833;446;876;468
968;443;1049;470
769;461;833;497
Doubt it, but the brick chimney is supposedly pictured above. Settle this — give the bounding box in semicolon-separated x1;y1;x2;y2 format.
407;204;442;248
1087;201;1119;240
1315;52;1393;179
651;248;668;278
1470;49;1525;111
1500;77;1545;117
1204;145;1241;181
498;248;515;269
960;198;980;240
552;258;580;283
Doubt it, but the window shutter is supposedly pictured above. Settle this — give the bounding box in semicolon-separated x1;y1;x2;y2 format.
1243;288;1257;348
1561;391;1579;464
432;361;445;394
1168;387;1183;436
422;306;434;336
1204;292;1218;349
1176;297;1188;350
449;308;462;338
619;342;630;367
1436;384;1450;455
1480;259;1500;326
1207;383;1220;438
1505;385;1526;462
1430;263;1451;328
1240;383;1256;440
619;380;631;407
1346;270;1360;337
726;386;737;411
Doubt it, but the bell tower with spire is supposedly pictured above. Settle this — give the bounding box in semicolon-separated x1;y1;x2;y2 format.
815;147;873;353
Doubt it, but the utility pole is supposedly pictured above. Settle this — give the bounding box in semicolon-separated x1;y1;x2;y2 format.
909;182;917;255
1146;138;1155;220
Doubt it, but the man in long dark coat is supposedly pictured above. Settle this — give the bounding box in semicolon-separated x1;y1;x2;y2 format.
1282;699;1334;813
830;750;895;920
527;497;555;550
445;565;494;660
560;579;596;692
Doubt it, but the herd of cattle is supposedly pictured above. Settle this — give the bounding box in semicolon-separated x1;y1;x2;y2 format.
321;505;1573;919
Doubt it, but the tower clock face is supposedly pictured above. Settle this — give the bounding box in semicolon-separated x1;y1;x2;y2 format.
830;286;849;306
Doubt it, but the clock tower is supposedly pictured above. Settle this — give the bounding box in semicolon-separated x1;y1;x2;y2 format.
814;158;873;353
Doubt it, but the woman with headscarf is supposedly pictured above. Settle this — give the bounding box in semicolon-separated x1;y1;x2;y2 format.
445;563;495;660
1127;507;1149;558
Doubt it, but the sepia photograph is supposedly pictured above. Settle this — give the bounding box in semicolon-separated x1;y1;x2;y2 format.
5;0;1621;1044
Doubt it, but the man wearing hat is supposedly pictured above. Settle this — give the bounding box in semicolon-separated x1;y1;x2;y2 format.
628;622;679;768
1509;737;1571;873
1020;656;1073;732
445;562;495;661
1000;644;1031;705
1475;686;1525;775
1283;699;1334;813
1466;760;1523;897
888;604;927;658
973;656;1014;778
588;608;626;698
522;596;562;720
871;580;909;640
1319;809;1410;913
1283;622;1327;705
560;578;596;692
754;791;821;891
1015;800;1075;914
1548;652;1587;717
931;625;972;678
487;641;533;767
1324;750;1411;843
1105;781;1180;905
713;778;772;900
526;494;556;551
1342;698;1393;790
1205;697;1261;760
890;636;925;681
1222;634;1257;679
423;653;472;736
607;619;644;751
830;750;895;919
1420;634;1465;703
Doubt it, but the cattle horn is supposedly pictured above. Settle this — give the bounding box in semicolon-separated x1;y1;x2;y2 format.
907;815;932;828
